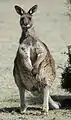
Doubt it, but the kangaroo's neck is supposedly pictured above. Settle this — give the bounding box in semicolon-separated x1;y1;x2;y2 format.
19;29;29;44
19;27;36;44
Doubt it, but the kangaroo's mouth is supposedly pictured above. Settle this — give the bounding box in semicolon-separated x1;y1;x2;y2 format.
22;24;32;29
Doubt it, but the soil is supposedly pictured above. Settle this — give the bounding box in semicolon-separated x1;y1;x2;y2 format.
0;0;71;119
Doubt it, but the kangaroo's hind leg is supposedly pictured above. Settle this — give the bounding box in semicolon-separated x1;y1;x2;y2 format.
42;85;49;114
19;86;27;114
42;86;60;114
13;68;26;114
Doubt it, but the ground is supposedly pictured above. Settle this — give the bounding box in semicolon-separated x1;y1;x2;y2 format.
0;0;71;119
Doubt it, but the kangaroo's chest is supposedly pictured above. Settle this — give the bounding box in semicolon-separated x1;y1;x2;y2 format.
23;37;37;64
30;47;37;64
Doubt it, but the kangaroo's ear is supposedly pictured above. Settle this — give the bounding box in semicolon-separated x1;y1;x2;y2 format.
14;5;25;15
28;5;38;15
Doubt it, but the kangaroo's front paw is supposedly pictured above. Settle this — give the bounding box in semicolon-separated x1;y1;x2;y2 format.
32;68;38;76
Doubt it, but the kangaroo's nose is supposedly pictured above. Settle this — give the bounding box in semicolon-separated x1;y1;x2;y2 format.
24;18;28;26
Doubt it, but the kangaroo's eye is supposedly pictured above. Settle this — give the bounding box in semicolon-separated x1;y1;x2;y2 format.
29;17;31;20
20;18;24;24
21;18;24;21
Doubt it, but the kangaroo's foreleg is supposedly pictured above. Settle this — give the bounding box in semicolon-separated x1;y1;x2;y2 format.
19;47;33;71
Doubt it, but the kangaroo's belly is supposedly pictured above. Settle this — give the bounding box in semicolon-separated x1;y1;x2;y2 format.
14;65;37;90
37;55;56;87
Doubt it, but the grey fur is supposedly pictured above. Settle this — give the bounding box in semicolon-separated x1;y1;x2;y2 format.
13;5;59;113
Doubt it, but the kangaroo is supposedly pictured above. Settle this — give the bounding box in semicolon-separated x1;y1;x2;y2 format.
13;4;59;114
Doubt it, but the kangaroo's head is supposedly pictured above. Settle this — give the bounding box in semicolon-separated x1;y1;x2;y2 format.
14;5;38;30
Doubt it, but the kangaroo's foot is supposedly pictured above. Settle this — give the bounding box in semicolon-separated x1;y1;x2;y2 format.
42;86;49;114
20;107;27;114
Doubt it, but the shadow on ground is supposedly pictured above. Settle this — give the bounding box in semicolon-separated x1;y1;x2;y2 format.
0;95;71;113
52;95;71;109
